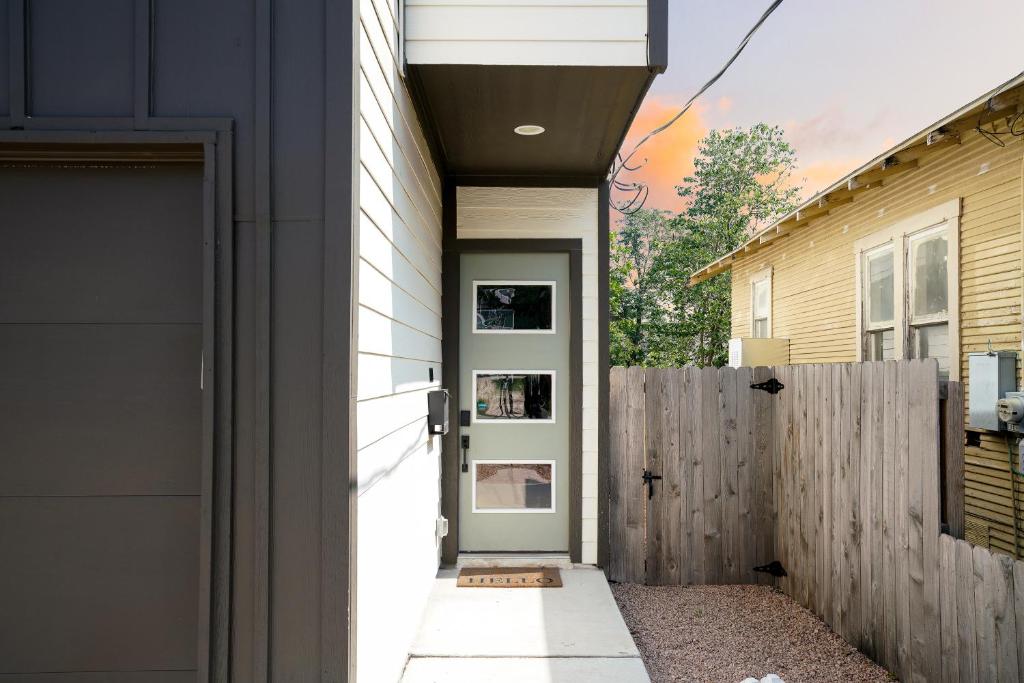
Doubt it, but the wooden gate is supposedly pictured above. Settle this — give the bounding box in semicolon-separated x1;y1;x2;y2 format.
607;366;776;585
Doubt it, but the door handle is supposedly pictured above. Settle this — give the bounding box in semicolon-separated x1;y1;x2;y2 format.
642;469;662;499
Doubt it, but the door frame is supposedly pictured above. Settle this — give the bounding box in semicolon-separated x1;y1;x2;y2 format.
0;129;231;681
441;235;584;564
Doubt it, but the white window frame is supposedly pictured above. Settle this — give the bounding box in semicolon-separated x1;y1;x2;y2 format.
471;370;557;424
471;460;557;514
853;199;960;379
861;243;897;360
749;267;773;338
472;280;557;335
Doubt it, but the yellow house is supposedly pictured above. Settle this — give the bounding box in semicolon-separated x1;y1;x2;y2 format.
691;72;1024;558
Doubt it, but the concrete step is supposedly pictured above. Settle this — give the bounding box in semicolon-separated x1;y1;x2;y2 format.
455;553;573;569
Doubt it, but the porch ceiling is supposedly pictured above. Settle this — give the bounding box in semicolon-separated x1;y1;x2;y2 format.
408;64;653;179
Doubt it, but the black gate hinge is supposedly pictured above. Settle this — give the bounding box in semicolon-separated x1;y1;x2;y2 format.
750;377;785;394
641;468;662;499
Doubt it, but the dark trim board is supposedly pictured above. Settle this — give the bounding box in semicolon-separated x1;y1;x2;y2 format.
647;0;669;74
440;229;585;565
597;182;611;568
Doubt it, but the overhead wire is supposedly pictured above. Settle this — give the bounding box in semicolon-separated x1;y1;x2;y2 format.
609;0;786;214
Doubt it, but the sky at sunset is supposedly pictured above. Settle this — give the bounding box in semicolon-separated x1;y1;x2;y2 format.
615;0;1024;214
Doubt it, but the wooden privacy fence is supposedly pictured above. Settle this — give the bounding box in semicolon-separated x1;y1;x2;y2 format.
608;360;1024;683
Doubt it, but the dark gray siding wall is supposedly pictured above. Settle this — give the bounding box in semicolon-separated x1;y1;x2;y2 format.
1;0;360;680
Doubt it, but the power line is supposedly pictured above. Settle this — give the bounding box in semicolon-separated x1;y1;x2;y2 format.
610;0;786;214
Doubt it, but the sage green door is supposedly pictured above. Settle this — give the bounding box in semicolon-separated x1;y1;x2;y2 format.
459;252;570;552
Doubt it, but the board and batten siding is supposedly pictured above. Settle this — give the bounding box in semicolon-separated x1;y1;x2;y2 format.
358;0;444;681
730;131;1024;558
457;186;600;563
405;0;649;66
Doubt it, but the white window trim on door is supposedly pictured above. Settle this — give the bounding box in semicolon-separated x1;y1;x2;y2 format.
853;198;961;379
471;369;557;424
472;280;557;334
750;267;773;338
471;460;557;514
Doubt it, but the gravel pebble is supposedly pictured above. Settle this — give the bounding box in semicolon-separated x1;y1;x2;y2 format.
612;583;893;683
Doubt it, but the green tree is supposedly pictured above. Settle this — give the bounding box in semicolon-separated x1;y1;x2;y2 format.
609;124;801;367
609;208;673;366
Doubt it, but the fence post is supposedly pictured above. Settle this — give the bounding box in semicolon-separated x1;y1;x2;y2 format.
940;381;965;540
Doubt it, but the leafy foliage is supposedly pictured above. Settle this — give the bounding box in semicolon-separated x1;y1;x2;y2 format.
610;124;801;367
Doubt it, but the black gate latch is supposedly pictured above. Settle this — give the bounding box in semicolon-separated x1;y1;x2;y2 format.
750;377;785;394
641;469;662;499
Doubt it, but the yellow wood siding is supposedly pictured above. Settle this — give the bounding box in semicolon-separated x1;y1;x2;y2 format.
730;131;1024;557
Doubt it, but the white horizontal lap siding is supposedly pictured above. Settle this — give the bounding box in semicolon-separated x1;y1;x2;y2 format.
458;186;601;564
405;0;649;67
358;1;443;682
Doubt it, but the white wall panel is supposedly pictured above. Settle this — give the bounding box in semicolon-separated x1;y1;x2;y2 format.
358;0;444;680
406;0;649;67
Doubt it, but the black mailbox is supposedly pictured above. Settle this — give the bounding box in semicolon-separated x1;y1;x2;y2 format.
427;389;449;435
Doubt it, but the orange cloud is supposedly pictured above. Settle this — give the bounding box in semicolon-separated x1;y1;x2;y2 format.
717;96;734;112
614;97;708;213
792;157;863;199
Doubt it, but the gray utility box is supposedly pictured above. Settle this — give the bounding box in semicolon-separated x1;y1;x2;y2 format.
968;351;1018;431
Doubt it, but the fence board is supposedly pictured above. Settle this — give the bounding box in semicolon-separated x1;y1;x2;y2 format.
881;361;898;673
992;553;1019;681
607;367;627;582
860;362;876;658
752;366;774;586
690;367;707;585
1014;559;1024;679
920;360;943;683
721;367;740;583
895;361;913;676
815;366;823;618
736;366;754;583
830;363;844;635
870;362;886;660
975;545;998;681
955;538;979;682
820;364;833;622
703;366;723;583
847;362;864;645
939;534;960;683
679;367;695;585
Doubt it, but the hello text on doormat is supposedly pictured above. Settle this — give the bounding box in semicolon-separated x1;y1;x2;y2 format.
456;566;563;588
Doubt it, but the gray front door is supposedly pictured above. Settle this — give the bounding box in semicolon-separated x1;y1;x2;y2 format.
459;252;570;552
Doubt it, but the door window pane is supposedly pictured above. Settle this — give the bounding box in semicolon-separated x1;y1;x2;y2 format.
474;462;554;511
913;323;950;379
474;282;554;332
911;231;948;318
865;247;894;326
473;371;555;422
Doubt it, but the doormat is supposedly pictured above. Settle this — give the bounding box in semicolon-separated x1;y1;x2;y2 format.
456;566;562;588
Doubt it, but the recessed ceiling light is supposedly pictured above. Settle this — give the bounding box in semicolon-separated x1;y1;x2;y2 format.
514;124;545;136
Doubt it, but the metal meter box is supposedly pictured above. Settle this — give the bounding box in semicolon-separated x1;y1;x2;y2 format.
427;389;449;435
968;351;1017;430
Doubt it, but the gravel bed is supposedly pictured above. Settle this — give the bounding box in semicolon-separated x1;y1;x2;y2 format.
612;583;893;683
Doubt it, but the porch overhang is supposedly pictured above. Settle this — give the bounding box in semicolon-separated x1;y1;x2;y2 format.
406;63;657;181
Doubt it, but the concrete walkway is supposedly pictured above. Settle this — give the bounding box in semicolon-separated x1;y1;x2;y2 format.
401;566;649;683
